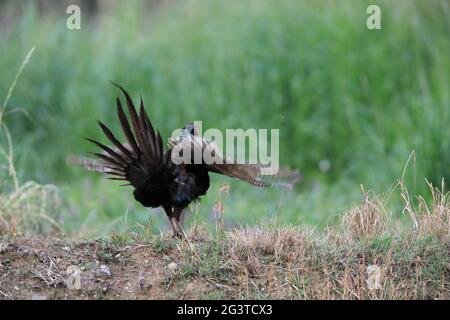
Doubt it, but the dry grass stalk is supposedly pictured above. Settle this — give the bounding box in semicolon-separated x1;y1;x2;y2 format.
0;182;61;236
416;179;450;239
0;47;61;236
340;187;390;241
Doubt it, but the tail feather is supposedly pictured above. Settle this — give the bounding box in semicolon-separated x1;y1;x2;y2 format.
139;98;156;157
97;120;134;161
91;152;125;169
116;97;140;156
111;82;150;161
111;82;164;165
66;155;109;173
85;137;127;164
77;84;166;188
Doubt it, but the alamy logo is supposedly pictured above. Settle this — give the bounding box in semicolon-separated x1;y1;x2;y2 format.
66;5;81;30
66;265;82;290
367;265;382;290
366;5;381;30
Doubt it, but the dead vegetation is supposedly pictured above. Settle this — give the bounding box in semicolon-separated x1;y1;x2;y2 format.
0;47;62;237
0;182;61;236
1;182;449;300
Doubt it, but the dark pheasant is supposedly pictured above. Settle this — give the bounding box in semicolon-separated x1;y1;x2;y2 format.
71;84;300;237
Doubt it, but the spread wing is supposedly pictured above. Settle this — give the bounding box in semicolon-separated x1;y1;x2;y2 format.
72;84;169;189
168;134;301;189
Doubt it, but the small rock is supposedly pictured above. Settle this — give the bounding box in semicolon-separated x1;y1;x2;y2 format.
96;264;111;278
62;246;70;252
168;262;177;273
124;282;133;293
14;286;19;291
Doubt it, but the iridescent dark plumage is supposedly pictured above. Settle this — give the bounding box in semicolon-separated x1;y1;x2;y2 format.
71;84;300;237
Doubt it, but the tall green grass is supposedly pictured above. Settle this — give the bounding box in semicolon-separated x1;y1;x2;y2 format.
0;0;449;236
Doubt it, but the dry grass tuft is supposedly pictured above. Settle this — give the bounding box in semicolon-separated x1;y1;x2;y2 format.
0;182;61;236
0;47;62;237
415;179;450;240
226;226;317;267
340;187;390;241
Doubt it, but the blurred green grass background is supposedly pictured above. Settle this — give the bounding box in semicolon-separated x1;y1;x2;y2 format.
0;0;449;236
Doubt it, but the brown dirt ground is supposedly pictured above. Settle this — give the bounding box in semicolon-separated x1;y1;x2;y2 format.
0;235;227;300
1;227;449;300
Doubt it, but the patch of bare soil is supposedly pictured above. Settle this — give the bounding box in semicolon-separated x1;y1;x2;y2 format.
0;236;201;300
0;226;449;300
